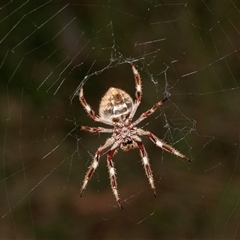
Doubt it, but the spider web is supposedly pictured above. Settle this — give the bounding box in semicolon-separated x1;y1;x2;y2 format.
1;1;240;239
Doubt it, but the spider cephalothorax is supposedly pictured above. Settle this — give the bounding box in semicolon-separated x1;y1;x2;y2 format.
79;63;191;209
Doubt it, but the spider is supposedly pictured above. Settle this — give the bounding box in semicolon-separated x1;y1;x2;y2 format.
79;63;191;209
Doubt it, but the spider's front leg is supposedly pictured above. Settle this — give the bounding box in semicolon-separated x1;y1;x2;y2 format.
136;141;156;197
106;148;123;209
80;137;115;197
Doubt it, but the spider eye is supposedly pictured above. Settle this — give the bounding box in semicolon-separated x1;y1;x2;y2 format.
122;139;133;146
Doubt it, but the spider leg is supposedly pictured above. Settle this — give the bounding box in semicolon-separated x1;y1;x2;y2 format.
137;129;191;162
107;148;123;209
133;98;168;126
129;63;142;119
136;141;156;197
80;137;115;197
81;126;113;133
79;81;112;125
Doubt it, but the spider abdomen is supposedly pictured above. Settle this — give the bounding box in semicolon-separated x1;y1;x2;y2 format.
99;87;133;121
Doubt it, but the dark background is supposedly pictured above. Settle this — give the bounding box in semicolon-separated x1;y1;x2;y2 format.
1;1;240;239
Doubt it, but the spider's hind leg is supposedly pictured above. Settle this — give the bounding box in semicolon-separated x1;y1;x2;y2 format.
129;63;143;119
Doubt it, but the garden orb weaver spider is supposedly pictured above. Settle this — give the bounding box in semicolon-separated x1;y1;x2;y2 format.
79;63;191;209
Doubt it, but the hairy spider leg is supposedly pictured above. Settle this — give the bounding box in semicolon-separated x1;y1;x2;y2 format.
137;129;191;162
133;97;168;126
81;126;113;133
80;137;115;197
107;148;123;209
136;141;156;197
79;80;112;125
129;63;143;119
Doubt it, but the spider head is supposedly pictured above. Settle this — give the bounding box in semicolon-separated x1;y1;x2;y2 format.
120;138;137;151
99;87;133;122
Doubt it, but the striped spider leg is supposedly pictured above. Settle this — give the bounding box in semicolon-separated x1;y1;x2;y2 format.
80;137;115;198
137;129;191;162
